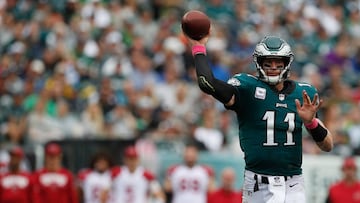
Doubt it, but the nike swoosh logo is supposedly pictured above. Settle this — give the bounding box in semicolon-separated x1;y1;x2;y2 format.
289;183;298;188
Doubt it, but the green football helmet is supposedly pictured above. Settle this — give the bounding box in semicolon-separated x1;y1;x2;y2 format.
253;36;294;85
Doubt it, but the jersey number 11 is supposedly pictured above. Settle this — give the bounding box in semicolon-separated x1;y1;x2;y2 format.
262;111;296;146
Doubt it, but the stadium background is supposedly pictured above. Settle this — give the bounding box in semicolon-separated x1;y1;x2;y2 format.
1;0;360;202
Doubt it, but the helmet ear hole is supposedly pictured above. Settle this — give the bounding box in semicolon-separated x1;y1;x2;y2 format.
257;57;265;67
283;58;290;67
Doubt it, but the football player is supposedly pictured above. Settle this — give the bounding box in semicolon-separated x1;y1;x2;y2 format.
77;152;113;203
188;35;333;203
110;146;165;203
163;144;215;203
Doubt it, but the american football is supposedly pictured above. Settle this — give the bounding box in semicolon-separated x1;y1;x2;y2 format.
181;10;211;40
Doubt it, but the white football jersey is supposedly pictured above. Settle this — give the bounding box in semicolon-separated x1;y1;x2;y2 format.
110;166;157;203
78;169;112;203
167;164;213;203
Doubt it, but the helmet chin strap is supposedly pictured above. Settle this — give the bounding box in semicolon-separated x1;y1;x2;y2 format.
258;67;287;85
267;75;282;85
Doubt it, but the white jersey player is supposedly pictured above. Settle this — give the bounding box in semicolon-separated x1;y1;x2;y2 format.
110;146;165;203
163;145;215;203
78;152;113;203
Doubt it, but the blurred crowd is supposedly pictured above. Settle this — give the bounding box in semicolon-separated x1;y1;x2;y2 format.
0;0;360;165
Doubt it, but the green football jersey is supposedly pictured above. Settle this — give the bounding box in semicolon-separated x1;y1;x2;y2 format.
226;73;318;176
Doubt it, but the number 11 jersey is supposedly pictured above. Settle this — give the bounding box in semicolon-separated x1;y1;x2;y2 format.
226;73;318;176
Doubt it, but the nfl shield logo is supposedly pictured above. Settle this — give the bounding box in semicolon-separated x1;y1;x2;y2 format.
279;94;285;101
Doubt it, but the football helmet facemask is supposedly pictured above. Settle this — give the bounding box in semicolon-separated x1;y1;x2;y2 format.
253;36;294;85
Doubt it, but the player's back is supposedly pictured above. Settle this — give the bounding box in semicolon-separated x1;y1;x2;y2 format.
167;164;212;203
78;169;112;203
111;166;155;203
